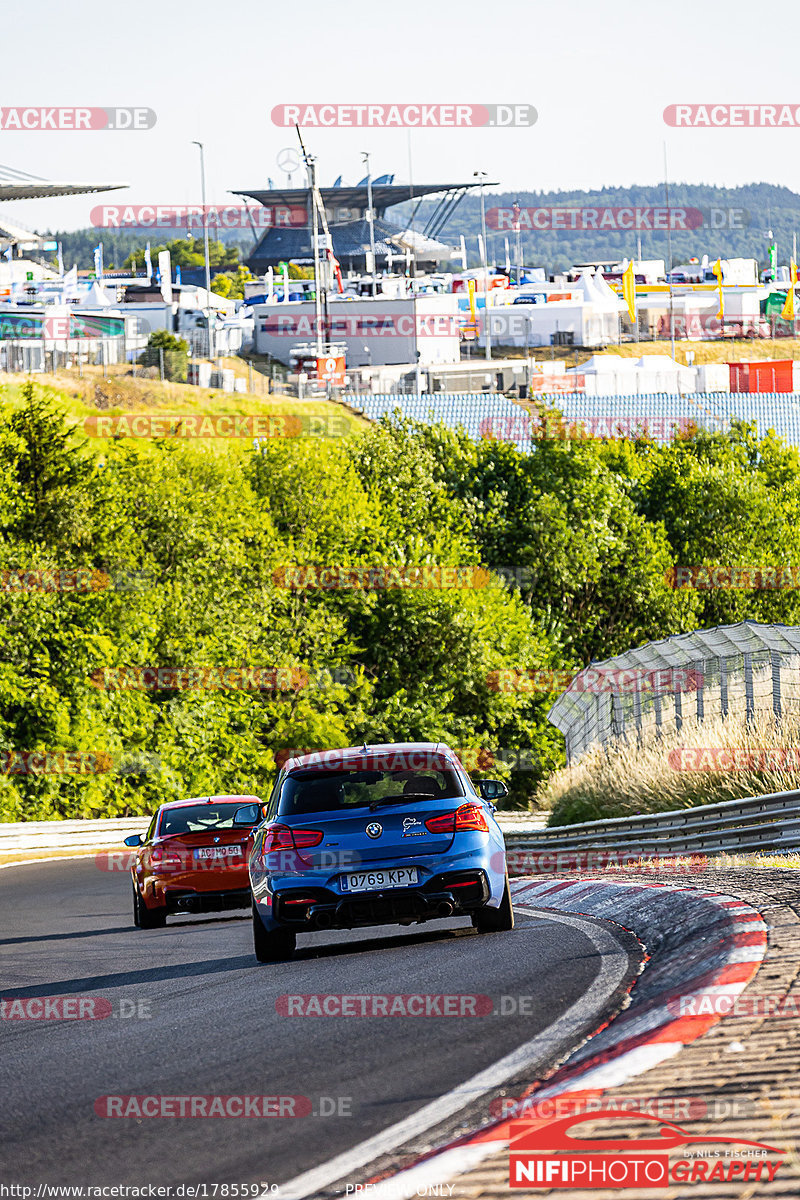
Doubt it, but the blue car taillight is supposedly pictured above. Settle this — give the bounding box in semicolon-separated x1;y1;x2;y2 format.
263;823;323;851
424;803;489;834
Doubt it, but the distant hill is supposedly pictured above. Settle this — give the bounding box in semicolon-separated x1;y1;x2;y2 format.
39;182;800;274
41;227;253;272
402;182;800;272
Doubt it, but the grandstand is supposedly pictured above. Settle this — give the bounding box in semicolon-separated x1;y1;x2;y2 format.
343;391;800;451
346;392;534;452
549;391;800;446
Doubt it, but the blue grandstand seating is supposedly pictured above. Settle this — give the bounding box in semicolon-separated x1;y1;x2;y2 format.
343;392;800;450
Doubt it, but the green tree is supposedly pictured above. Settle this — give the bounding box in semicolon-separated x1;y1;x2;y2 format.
138;331;189;382
0;383;92;547
211;265;253;299
124;238;241;273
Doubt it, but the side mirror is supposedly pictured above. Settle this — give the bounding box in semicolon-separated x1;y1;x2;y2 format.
477;779;509;802
233;803;262;826
124;833;145;847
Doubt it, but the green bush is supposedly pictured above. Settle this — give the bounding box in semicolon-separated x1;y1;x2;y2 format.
138;331;189;382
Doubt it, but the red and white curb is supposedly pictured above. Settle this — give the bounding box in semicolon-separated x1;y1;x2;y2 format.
362;876;768;1199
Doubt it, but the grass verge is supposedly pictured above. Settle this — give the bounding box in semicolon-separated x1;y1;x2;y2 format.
540;711;800;826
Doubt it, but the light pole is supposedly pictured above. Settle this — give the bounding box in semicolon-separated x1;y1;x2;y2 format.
192;141;214;360
307;153;324;357
362;151;377;296
474;170;491;361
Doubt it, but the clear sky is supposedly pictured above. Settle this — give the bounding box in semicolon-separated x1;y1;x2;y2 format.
1;0;799;232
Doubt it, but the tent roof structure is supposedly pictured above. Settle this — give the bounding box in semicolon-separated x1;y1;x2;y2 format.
0;162;126;202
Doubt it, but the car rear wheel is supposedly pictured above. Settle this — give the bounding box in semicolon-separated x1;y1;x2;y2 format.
133;880;167;929
252;900;296;962
472;874;514;933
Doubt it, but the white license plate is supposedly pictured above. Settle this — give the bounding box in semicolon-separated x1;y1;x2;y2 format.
341;867;418;893
193;845;243;860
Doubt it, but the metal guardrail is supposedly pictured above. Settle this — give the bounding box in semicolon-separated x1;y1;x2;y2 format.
0;811;546;855
2;792;796;860
502;788;800;857
0;816;148;853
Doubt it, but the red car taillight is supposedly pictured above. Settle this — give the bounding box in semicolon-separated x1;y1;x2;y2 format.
150;846;186;868
263;823;323;851
425;803;489;834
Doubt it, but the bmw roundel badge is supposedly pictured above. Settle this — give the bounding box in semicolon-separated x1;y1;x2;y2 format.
366;822;383;839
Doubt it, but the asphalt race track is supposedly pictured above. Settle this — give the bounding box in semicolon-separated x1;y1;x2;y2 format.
1;860;642;1192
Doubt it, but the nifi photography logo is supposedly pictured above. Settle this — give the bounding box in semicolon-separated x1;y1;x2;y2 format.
508;1109;784;1189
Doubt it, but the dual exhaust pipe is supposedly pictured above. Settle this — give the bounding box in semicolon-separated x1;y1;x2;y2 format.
306;896;455;927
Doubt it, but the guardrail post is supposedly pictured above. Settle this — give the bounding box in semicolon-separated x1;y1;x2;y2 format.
695;659;705;722
744;653;754;723
772;650;783;720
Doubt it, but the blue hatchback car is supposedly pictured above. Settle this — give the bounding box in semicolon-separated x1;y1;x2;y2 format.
246;742;513;962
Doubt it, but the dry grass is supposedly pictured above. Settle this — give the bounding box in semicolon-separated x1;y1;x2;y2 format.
606;851;800;872
0;367;366;454
493;336;800;368
539;710;800;826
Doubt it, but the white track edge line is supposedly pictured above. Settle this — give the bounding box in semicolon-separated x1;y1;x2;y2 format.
277;909;631;1200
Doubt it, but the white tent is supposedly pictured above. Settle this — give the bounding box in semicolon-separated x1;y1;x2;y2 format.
593;270;628;312
575;270;609;305
568;354;636;374
77;281;114;308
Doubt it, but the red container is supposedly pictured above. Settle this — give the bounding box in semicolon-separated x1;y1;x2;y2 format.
729;359;794;392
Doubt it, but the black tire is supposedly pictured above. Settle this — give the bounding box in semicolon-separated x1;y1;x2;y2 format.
133;880;167;929
472;875;514;933
252;900;296;962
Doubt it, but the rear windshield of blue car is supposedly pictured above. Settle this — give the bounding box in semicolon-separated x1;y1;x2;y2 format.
277;767;466;817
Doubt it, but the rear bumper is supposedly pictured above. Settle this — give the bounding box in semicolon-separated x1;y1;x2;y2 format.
162;887;251;914
270;870;490;930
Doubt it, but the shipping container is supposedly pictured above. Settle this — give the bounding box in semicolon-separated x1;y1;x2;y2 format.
728;359;794;393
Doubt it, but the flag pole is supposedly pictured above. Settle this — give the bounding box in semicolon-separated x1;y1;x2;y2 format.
663;143;675;360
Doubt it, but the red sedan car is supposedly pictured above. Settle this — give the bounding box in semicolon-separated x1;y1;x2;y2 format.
125;795;263;928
